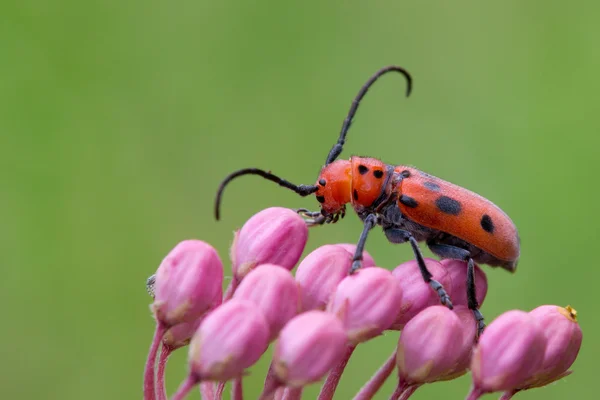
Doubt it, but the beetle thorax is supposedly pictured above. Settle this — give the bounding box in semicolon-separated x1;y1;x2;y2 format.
349;156;392;210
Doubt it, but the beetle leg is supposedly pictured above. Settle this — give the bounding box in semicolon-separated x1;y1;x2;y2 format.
349;213;378;274
427;243;486;337
384;228;453;309
294;208;326;226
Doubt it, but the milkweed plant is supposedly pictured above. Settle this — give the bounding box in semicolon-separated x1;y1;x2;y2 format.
143;207;582;400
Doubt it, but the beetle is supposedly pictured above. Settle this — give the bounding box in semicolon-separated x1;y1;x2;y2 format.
214;66;520;334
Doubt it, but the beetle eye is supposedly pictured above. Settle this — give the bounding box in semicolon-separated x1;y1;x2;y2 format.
316;195;326;203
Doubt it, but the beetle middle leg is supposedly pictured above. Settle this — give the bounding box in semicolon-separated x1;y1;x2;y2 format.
427;243;486;336
384;228;453;309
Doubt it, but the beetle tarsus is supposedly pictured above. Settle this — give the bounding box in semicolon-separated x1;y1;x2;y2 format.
429;278;453;309
349;259;363;274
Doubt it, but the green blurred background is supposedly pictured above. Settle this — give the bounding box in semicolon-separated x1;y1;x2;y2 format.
2;1;598;399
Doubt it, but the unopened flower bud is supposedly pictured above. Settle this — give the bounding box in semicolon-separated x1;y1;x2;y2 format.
336;244;376;268
163;318;202;350
273;311;347;387
231;207;308;281
189;299;270;381
152;240;223;326
328;267;402;344
396;305;476;389
469;310;547;397
441;259;488;307
391;258;452;329
522;305;582;389
295;245;354;311
233;263;300;340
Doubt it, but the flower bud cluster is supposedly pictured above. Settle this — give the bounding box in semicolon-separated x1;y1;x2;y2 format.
141;207;583;400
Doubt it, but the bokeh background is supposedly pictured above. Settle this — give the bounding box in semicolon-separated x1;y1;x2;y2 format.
2;1;598;399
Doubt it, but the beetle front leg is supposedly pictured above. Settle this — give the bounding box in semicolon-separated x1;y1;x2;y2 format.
349;213;378;274
384;228;453;309
295;208;326;226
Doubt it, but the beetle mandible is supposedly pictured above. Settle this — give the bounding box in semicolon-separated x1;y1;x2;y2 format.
214;66;520;334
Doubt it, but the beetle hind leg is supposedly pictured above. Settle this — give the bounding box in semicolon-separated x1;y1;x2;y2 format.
384;228;453;309
427;243;486;337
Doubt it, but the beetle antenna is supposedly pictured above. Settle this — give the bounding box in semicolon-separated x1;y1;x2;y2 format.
215;168;318;220
325;66;413;165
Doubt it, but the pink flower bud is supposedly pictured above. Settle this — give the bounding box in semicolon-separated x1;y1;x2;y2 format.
336;244;376;268
295;245;353;311
231;207;308;281
233;263;300;340
522;305;582;389
391;258;452;329
328;267;403;344
470;310;547;395
163;318;202;350
396;306;476;387
441;259;488;307
273;311;347;387
188;299;270;381
152;240;224;326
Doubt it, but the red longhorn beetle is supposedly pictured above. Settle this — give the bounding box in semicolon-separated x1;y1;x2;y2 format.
214;66;520;334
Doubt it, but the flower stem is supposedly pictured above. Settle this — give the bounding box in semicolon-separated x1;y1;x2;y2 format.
318;345;356;400
215;381;226;399
144;322;166;400
232;376;244;400
259;363;283;400
499;390;518;400
200;382;215;400
223;277;239;302
465;386;484;400
156;344;173;400
281;387;303;400
353;349;397;400
172;375;199;400
388;384;403;400
398;385;419;400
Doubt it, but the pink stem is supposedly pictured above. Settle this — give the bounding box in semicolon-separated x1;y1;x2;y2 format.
281;387;303;400
274;388;284;400
499;390;518;400
465;386;484;400
223;278;239;302
318;345;356;400
232;376;243;400
171;375;199;400
388;385;404;400
157;344;173;400
199;382;215;400
259;362;283;400
398;385;420;400
144;322;166;400
353;349;397;400
215;382;225;399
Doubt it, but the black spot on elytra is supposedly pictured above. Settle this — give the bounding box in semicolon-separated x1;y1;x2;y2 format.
316;195;325;203
401;170;411;178
373;170;384;179
418;170;433;178
480;214;495;233
353;190;359;201
435;196;462;215
358;165;369;175
423;181;440;192
319;179;326;186
399;194;419;208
